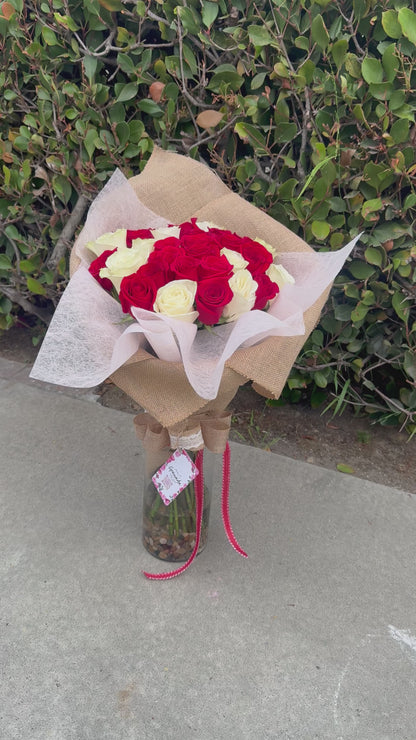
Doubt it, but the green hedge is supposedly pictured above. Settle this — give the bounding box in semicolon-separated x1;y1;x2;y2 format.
0;0;415;432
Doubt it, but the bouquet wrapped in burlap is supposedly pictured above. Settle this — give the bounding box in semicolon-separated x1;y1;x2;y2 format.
31;147;358;578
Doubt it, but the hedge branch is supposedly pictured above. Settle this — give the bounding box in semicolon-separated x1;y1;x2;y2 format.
47;194;89;270
0;284;51;324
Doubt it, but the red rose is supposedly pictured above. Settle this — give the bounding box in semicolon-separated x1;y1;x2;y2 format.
147;244;178;282
170;253;199;281
198;254;233;280
178;222;221;258
195;278;233;325
135;261;168;289
119;272;158;314
126;229;154;247
241;238;273;273
88;249;116;292
253;273;279;311
209;229;245;254
153;237;181;251
181;232;221;258
178;218;200;236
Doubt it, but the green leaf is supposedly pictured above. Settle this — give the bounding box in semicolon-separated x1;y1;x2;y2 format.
298;60;315;84
390;118;409;144
295;36;309;51
365;247;383;267
97;0;123;9
403;351;416;381
83;56;97;87
345;53;361;78
398;8;416;46
181;42;198;76
361;289;375;306
234;122;268;155
0;254;12;270
373;223;411;241
208;68;244;92
26;277;46;295
311;329;324;347
351;303;369;322
53;175;72;204
382;10;402;39
117;53;136;75
54;13;79;32
4;224;20;240
404;193;416;210
328;197;346;213
353;0;365;20
248;24;274;47
314;371;328;388
115;121;129;147
330;233;345;248
84;128;97;159
41;26;58;46
273;62;289;79
311;14;330;50
274;122;297;143
344;284;360;299
336;463;355;474
201;1;218;28
116;83;138;103
19;259;37;273
296;155;336;198
392;291;410;322
177;6;200;35
361;57;383;84
251;72;267;90
137;99;164;118
389;89;405;111
278;179;298;200
348;261;376;280
382;44;399;82
128;120;144;143
311;221;330;240
313;177;329;200
334;303;352;321
331;39;348;69
362;198;383;219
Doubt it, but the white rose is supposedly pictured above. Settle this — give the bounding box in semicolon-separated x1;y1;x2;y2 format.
195;220;218;231
254;236;277;258
267;263;295;289
222;269;258;322
146;226;181;242
154;279;198;323
86;229;127;258
220;247;248;271
99;239;155;291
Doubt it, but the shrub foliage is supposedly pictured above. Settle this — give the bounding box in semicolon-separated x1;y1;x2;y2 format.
0;0;415;431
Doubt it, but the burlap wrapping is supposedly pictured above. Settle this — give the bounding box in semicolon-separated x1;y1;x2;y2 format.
134;410;232;453
70;147;329;429
134;409;232;476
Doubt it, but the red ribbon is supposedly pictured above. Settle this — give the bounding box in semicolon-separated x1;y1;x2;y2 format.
221;443;248;559
142;443;247;580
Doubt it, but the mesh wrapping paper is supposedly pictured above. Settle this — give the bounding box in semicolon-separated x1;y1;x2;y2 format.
31;147;359;428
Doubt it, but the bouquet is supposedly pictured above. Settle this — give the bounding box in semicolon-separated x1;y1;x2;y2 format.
30;147;359;579
86;220;295;327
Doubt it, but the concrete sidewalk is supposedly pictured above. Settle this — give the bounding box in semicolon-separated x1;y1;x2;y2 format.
1;358;416;740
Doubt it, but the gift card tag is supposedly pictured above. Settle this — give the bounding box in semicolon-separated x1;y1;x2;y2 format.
152;449;199;506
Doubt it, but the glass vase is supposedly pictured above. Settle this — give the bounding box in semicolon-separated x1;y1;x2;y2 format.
142;447;213;562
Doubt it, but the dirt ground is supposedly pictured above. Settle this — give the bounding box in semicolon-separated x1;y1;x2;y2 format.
1;323;415;494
